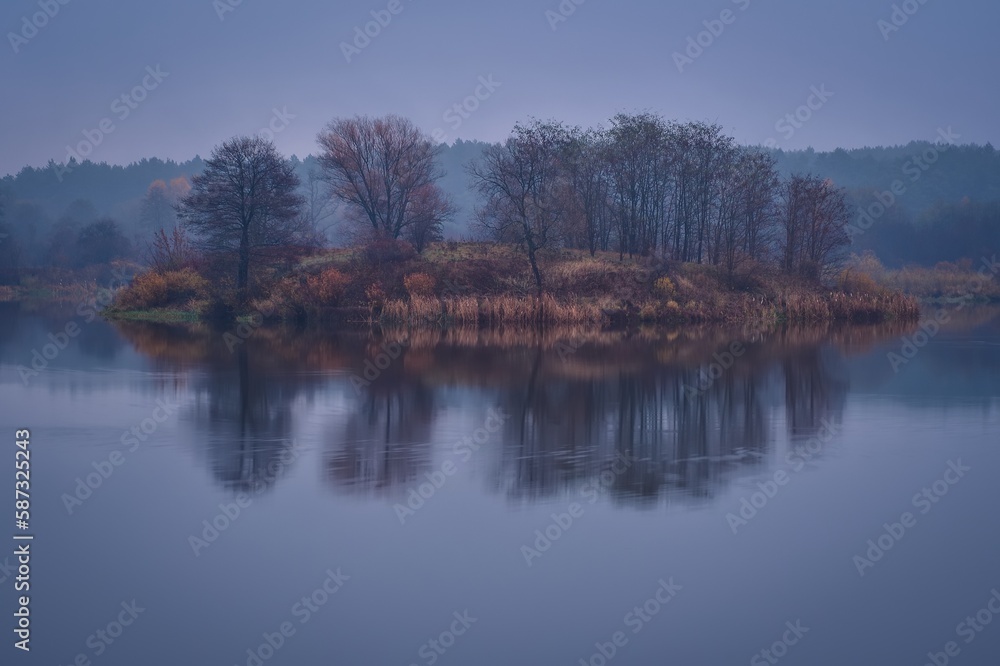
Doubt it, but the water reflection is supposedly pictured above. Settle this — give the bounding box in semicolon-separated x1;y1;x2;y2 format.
105;319;925;506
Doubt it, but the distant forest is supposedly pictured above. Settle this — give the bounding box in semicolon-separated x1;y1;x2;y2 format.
1;139;998;280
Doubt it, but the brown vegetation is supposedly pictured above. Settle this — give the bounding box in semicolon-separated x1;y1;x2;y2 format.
112;268;209;311
110;240;921;327
841;252;1000;301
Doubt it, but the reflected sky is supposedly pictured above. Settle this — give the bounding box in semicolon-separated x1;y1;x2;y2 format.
0;305;998;665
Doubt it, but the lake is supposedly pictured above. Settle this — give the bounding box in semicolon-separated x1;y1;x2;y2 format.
1;302;998;665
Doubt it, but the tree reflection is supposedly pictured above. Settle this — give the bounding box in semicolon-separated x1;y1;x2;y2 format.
114;319;912;506
328;342;437;495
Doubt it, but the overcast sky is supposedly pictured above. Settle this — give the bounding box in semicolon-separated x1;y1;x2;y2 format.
2;0;996;176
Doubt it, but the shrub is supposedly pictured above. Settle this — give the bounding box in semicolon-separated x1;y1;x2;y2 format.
362;238;417;265
838;270;884;295
306;268;350;306
654;276;676;299
114;269;208;310
404;272;436;298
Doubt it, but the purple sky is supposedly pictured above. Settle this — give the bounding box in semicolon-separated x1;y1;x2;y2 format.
2;0;996;176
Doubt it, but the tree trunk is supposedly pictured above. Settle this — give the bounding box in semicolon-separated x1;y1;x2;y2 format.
527;247;543;296
238;224;250;306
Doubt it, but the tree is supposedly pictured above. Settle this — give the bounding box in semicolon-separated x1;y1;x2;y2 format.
562;127;613;256
316;115;451;241
468;120;570;293
712;148;779;278
405;184;454;253
0;191;20;286
780;174;850;277
74;218;131;267
140;180;175;233
140;178;192;236
176;135;306;305
147;226;197;272
606;113;672;259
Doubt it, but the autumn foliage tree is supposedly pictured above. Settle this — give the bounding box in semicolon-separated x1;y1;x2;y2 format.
316;115;453;247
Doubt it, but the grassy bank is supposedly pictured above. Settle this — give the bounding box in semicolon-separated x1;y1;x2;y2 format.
102;242;921;327
842;252;1000;302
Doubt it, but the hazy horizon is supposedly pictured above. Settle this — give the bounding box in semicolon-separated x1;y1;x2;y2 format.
3;0;997;176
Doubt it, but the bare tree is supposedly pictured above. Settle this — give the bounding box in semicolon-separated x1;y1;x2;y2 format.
316;115;451;241
739;150;780;263
147;226;197;272
562;127;613;256
712;148;779;277
405;184;454;253
781;174;850;277
468;120;570;293
176;135;306;305
605;113;672;259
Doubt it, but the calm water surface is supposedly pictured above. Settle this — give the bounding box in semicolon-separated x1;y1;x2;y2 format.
1;303;998;665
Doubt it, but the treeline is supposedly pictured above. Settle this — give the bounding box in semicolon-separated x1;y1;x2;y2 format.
1;125;998;288
0;143;486;285
772;142;1000;213
469;116;850;289
772;142;1000;266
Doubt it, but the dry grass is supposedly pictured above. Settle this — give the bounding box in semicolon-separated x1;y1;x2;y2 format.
112;269;208;311
108;242;924;327
842;252;1000;301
